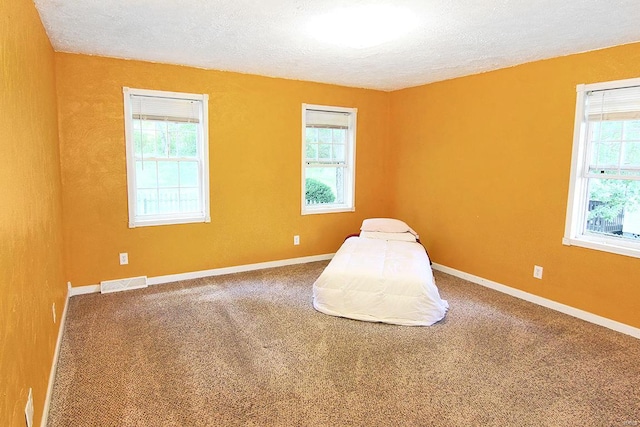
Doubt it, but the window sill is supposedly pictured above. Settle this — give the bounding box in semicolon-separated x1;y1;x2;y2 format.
562;236;640;259
301;205;355;216
129;215;211;228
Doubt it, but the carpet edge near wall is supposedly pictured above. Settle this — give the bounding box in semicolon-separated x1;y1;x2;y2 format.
431;263;640;340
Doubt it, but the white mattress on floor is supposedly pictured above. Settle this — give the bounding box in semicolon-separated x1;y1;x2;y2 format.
312;236;448;326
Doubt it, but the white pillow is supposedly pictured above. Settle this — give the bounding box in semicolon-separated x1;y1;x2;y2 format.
360;218;419;239
361;218;410;233
360;231;417;242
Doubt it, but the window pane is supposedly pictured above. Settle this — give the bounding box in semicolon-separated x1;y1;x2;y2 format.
140;121;166;157
134;120;161;157
318;128;332;143
135;161;158;188
158;189;180;214
136;189;158;215
318;144;331;159
591;141;620;167
333;128;346;143
589;122;598;142
623;142;640;167
167;126;178;157
306;128;318;143
333;144;345;162
158;162;179;187
171;122;198;157
586;178;640;240
624;121;640;140
594;121;623;141
179;162;198;187
133;121;142;156
180;188;200;212
305;143;318;160
304;166;343;205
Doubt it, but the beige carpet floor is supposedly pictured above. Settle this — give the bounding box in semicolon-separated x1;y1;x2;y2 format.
47;261;640;426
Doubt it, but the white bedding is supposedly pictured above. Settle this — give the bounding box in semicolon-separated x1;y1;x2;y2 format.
312;236;448;326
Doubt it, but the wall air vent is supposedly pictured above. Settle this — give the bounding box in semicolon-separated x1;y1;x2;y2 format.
100;276;148;294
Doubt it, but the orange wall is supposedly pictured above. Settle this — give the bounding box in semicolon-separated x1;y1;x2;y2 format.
0;0;66;425
55;53;392;287
390;42;640;328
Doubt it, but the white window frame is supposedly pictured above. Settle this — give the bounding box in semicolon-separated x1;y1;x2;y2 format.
123;87;210;228
563;77;640;258
301;103;357;215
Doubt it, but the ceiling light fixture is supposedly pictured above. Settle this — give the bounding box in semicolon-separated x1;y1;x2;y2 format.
307;5;419;49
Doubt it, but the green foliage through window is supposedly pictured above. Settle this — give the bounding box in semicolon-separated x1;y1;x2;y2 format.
588;179;640;221
305;178;335;204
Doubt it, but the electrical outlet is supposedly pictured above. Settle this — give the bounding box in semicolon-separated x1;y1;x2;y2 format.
119;252;129;265
533;265;543;279
52;303;56;324
25;388;34;427
293;235;300;245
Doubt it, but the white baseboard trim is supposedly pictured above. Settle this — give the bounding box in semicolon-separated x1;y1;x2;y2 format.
148;253;333;285
69;253;334;296
432;263;640;340
40;282;72;427
69;284;100;296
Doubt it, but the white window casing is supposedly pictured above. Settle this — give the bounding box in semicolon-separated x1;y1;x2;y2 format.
301;103;357;215
123;87;210;228
563;77;640;258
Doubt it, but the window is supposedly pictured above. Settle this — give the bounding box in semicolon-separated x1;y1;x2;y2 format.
123;87;210;227
302;104;356;214
564;78;640;258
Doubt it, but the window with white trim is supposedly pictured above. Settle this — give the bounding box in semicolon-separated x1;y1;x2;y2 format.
302;104;356;214
564;78;640;258
123;87;210;227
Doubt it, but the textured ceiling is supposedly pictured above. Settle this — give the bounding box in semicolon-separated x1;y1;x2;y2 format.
34;0;640;91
